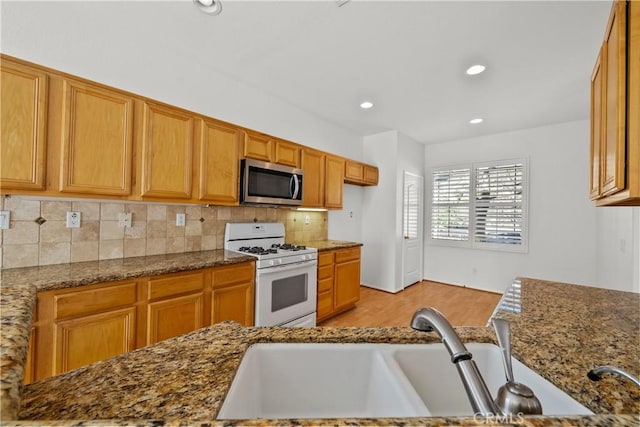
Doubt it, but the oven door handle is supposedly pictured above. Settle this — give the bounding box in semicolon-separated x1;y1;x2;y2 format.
291;174;300;200
257;260;317;275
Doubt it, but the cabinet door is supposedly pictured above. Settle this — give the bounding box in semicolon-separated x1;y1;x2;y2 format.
363;165;379;185
54;307;136;374
301;149;325;207
334;248;361;311
274;139;300;167
146;293;204;345
0;58;48;190
325;155;345;209
211;282;254;326
243;131;273;162
60;79;134;195
34;280;138;380
590;49;604;200
601;1;627;197
198;119;241;204
141;102;194;199
345;160;364;182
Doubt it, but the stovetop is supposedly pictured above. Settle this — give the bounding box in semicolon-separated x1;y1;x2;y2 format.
238;244;309;256
224;222;317;268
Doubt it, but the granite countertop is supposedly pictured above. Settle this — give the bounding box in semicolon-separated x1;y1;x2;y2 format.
294;239;363;251
1;251;639;426
0;249;255;421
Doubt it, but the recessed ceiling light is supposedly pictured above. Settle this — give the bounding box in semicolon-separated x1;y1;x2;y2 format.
194;0;222;15
466;64;486;75
469;118;483;124
360;101;374;109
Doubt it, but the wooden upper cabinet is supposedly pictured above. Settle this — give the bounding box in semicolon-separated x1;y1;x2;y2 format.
301;148;325;207
0;57;48;191
59;79;134;195
363;165;379;185
590;49;604;200
590;0;639;205
140;102;194;199
325;155;345;209
345;160;364;182
198;118;241;204
601;0;627;197
344;159;379;186
274;139;301;168
243;130;273;162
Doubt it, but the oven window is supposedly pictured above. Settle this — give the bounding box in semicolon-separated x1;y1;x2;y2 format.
271;273;308;312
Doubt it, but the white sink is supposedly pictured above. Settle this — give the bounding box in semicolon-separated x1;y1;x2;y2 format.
392;343;593;417
217;343;430;419
216;343;593;420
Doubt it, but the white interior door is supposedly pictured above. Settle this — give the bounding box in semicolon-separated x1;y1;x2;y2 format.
402;172;424;288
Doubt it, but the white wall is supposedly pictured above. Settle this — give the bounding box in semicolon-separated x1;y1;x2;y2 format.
328;184;363;243
361;131;399;291
360;131;425;293
424;120;600;294
596;207;640;293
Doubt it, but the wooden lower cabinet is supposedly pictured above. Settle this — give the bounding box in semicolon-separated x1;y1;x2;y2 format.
144;270;205;346
54;306;136;373
33;279;138;382
27;261;255;384
317;251;335;321
334;247;361;311
316;247;361;322
211;262;255;326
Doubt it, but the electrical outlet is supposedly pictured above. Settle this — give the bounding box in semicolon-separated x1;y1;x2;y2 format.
66;211;81;228
176;213;186;226
0;210;10;229
118;212;132;228
304;215;311;225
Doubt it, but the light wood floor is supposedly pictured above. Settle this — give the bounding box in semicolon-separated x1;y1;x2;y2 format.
319;281;502;328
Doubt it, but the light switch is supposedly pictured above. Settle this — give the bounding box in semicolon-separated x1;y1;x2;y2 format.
176;213;186;226
0;210;10;229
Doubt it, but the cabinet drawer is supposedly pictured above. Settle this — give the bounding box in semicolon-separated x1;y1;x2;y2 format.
53;281;137;319
318;275;333;293
212;262;254;288
318;251;334;266
147;270;205;300
318;265;333;281
335;247;361;263
317;290;334;319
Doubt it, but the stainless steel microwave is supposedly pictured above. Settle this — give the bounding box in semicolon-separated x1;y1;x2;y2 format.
240;159;303;206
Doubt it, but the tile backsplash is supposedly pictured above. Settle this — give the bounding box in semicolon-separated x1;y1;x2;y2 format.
0;196;327;269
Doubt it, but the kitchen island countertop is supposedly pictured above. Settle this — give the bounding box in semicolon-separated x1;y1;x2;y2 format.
1;255;639;426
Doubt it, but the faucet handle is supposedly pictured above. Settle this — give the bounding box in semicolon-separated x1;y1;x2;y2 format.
491;317;514;383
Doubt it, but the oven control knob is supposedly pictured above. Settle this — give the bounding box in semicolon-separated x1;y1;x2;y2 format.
268;260;275;266
276;259;282;265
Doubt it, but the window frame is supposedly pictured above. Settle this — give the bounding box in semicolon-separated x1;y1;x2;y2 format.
428;158;529;253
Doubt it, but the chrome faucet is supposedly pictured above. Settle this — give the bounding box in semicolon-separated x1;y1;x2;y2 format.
410;307;501;416
588;366;640;387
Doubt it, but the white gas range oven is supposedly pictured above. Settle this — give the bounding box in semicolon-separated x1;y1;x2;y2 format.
224;222;318;327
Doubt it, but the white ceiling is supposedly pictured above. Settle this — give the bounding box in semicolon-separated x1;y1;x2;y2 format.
2;0;612;144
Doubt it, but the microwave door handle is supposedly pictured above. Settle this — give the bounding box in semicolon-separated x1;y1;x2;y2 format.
291;174;300;200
